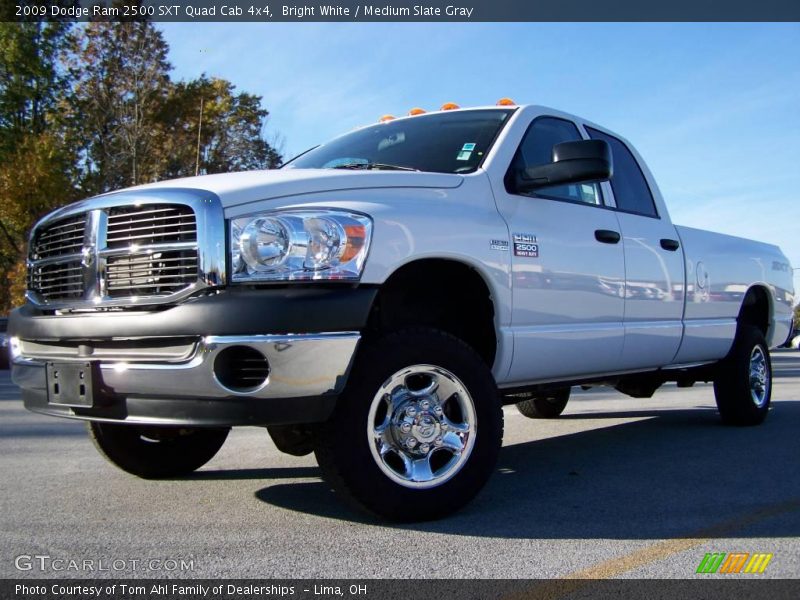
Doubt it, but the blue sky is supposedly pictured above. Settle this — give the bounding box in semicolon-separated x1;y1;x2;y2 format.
158;23;800;297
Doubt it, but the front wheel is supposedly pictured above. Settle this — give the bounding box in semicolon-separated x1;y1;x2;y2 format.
88;422;229;478
713;326;772;426
313;329;503;522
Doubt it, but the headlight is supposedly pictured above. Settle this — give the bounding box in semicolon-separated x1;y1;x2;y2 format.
230;209;372;282
240;217;291;272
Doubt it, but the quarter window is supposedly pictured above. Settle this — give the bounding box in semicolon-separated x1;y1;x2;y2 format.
586;127;658;218
507;117;602;206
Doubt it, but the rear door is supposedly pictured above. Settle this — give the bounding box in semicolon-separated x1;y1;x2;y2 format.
585;126;685;369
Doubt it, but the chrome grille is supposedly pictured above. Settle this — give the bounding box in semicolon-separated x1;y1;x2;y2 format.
28;260;83;301
25;192;223;309
106;250;198;297
31;214;86;260
106;204;196;248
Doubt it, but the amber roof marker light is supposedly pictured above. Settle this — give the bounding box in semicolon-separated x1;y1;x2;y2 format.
382;100;513;121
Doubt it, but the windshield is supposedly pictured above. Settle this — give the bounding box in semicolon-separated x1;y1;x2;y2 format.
283;109;514;174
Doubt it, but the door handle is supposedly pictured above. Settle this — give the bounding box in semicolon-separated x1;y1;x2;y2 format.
660;238;680;251
594;229;621;244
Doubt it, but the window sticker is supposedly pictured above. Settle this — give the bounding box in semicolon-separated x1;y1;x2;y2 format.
456;150;472;161
377;132;405;151
461;143;476;151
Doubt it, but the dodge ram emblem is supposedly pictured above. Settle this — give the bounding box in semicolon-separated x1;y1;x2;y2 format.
81;245;95;268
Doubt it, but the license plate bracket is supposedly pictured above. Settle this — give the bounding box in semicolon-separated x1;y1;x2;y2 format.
46;362;95;407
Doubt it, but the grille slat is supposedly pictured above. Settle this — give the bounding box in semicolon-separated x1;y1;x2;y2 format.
35;237;85;252
108;264;197;277
106;204;196;249
106;250;198;298
33;264;82;277
106;229;196;244
108;206;182;219
31;259;83;300
37;229;85;244
38;221;85;235
104;255;194;267
32;214;87;260
108;213;196;228
38;222;85;236
106;284;193;292
37;221;85;239
28;203;200;304
107;222;195;237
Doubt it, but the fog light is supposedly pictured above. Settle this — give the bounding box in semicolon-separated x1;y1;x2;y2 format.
213;346;270;393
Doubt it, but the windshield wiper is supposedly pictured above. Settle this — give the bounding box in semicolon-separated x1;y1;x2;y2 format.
331;162;420;172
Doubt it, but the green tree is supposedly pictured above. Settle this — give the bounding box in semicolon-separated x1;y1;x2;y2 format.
0;134;74;309
0;22;71;158
0;23;75;312
158;75;282;179
65;21;171;194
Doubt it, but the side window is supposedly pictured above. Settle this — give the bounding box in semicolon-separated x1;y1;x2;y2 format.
507;117;602;206
586;127;658;218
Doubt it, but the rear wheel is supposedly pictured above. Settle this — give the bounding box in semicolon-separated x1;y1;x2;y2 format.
88;422;229;478
313;329;503;521
713;326;771;426
515;388;571;419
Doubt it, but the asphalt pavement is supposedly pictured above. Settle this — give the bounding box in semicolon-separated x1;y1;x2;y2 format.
1;350;798;579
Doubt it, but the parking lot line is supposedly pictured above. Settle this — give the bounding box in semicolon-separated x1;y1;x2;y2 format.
564;498;800;579
502;498;800;599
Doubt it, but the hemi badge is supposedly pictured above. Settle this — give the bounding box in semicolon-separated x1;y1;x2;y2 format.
513;233;539;257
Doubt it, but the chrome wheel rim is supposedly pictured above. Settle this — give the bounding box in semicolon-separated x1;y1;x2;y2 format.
749;346;770;408
367;364;476;489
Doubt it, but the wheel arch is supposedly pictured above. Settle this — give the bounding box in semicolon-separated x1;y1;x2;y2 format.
366;257;499;368
737;284;772;340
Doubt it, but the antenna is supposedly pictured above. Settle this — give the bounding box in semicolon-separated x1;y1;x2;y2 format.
195;97;204;176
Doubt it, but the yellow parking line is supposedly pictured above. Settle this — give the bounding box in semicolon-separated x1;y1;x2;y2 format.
504;498;800;600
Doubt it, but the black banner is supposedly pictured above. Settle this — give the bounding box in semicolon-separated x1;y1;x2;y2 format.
6;0;800;22
3;579;800;600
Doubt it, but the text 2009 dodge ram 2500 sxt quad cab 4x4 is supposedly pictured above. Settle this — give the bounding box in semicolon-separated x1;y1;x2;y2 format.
9;102;795;521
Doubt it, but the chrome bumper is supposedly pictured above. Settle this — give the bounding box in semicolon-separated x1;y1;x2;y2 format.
11;333;360;426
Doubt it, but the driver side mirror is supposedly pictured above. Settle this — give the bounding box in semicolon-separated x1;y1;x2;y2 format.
516;139;612;193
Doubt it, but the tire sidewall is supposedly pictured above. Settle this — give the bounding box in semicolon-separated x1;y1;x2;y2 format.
715;326;772;426
319;330;502;520
89;422;229;478
517;388;570;419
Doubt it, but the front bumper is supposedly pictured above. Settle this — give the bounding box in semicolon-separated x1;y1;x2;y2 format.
12;333;359;426
9;287;376;426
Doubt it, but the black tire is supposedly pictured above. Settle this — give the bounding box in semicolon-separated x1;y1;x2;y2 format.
313;329;503;522
516;388;570;419
88;422;229;478
267;424;314;457
713;325;772;426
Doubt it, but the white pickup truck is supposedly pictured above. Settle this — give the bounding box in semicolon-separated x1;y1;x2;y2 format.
9;103;795;521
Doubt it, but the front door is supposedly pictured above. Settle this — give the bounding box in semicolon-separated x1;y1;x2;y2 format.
494;116;626;384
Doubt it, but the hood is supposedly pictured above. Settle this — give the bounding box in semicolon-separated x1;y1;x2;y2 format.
124;168;464;208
